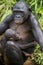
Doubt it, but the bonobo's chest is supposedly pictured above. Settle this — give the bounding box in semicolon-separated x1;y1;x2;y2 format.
9;21;34;42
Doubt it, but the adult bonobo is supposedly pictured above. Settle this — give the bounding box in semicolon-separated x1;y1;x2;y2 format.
0;1;43;65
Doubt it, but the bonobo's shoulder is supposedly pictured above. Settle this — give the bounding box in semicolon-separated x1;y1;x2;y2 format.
30;13;38;20
3;14;14;24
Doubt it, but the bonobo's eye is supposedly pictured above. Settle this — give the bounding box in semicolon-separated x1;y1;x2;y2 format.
13;11;24;17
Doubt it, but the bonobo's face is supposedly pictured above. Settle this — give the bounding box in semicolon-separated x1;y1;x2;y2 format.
13;11;24;24
12;2;30;24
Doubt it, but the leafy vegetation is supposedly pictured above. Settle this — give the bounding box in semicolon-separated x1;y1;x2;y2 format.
0;0;43;65
32;44;43;65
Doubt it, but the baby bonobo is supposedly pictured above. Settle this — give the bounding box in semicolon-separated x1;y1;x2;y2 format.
0;1;43;65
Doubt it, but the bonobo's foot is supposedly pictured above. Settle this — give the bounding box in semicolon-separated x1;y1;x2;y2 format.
23;60;34;65
4;41;23;65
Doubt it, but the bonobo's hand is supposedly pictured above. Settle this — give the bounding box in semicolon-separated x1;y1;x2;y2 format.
4;29;19;40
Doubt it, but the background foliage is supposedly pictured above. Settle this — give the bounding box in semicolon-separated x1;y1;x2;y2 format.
0;0;43;65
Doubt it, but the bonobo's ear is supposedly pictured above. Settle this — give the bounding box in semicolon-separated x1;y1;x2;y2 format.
28;6;32;12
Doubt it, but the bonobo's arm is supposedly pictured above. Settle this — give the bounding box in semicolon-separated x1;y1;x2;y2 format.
0;14;13;35
30;13;43;51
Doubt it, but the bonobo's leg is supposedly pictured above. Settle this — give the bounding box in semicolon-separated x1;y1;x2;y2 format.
4;41;23;65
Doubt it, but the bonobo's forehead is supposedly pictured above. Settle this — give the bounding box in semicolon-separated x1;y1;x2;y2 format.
14;2;28;10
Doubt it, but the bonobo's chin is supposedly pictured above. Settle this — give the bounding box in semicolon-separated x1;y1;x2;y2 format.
14;20;24;25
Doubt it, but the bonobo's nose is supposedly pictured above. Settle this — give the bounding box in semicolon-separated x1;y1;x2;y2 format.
16;15;21;18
